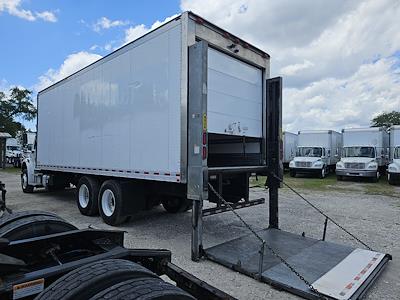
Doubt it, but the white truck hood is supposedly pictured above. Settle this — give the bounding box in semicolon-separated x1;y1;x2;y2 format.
388;159;400;173
293;157;321;163
340;157;375;164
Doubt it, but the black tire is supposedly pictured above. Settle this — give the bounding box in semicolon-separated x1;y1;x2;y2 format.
388;173;395;185
162;197;191;213
35;259;159;300
319;167;326;179
90;277;195;300
337;175;343;181
21;169;34;193
0;210;59;227
289;169;296;177
371;171;379;183
76;176;100;216
98;180;127;226
0;214;77;241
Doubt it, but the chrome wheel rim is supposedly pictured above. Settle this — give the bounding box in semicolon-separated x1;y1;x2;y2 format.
101;189;115;217
22;173;28;189
78;184;90;208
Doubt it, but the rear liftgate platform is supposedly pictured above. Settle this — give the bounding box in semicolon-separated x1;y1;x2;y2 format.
205;228;391;300
186;43;392;300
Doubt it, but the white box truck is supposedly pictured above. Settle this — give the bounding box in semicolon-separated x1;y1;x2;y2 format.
21;12;283;260
282;131;297;169
5;137;22;166
336;127;389;182
289;130;342;178
388;125;400;185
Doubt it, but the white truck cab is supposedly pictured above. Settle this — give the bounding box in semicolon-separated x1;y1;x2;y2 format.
5;138;22;166
289;130;342;178
336;127;389;182
388;125;400;185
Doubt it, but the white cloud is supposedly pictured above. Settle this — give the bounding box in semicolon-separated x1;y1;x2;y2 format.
35;11;57;22
36;51;102;92
283;58;400;132
280;60;314;76
181;0;400;130
92;17;128;32
0;0;57;22
123;14;179;45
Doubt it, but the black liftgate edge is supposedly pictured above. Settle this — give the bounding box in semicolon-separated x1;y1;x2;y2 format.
265;76;282;229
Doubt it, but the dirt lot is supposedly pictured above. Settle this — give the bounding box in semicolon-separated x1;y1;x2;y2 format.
0;168;399;300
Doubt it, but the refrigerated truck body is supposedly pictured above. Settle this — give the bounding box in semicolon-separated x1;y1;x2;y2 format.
336;127;389;181
282;131;297;168
388;125;400;184
22;12;280;261
289;130;342;178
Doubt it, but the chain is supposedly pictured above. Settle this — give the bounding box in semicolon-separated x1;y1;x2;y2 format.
207;183;326;298
275;175;373;251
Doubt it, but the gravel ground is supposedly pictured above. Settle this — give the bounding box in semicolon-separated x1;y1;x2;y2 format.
0;170;399;300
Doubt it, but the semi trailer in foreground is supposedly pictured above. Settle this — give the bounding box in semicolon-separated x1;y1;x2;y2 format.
289;130;342;178
282;131;297;169
388;125;400;185
336;127;389;182
20;12;390;300
0;183;232;300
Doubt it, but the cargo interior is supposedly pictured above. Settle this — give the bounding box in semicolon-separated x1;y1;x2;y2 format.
207;133;263;204
207;133;262;167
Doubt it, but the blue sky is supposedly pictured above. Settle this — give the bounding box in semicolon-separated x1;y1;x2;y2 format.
0;0;179;88
1;0;399;131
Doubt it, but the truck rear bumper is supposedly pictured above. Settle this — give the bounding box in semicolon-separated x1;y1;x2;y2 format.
336;169;377;177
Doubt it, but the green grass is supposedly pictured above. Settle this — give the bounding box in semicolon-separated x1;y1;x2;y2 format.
0;167;21;174
251;172;400;198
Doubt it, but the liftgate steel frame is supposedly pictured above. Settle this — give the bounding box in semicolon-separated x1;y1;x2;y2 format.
188;40;282;261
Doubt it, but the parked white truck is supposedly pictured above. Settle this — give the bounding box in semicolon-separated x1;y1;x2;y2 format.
5;138;22;166
388;125;400;185
21;12;282;260
289;130;342;178
282;131;297;169
336;127;389;182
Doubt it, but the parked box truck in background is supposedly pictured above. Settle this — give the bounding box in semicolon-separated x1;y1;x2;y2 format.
282;131;297;169
336;127;389;182
388;125;400;185
5;137;21;166
289;130;342;178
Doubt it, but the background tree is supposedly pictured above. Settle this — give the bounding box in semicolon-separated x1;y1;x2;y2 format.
371;111;400;128
0;87;36;136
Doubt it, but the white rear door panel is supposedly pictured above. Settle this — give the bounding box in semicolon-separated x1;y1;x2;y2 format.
207;48;263;137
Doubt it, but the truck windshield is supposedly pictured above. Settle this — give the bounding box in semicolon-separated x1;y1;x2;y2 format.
343;146;375;158
297;147;322;157
395;147;400;159
7;146;20;151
